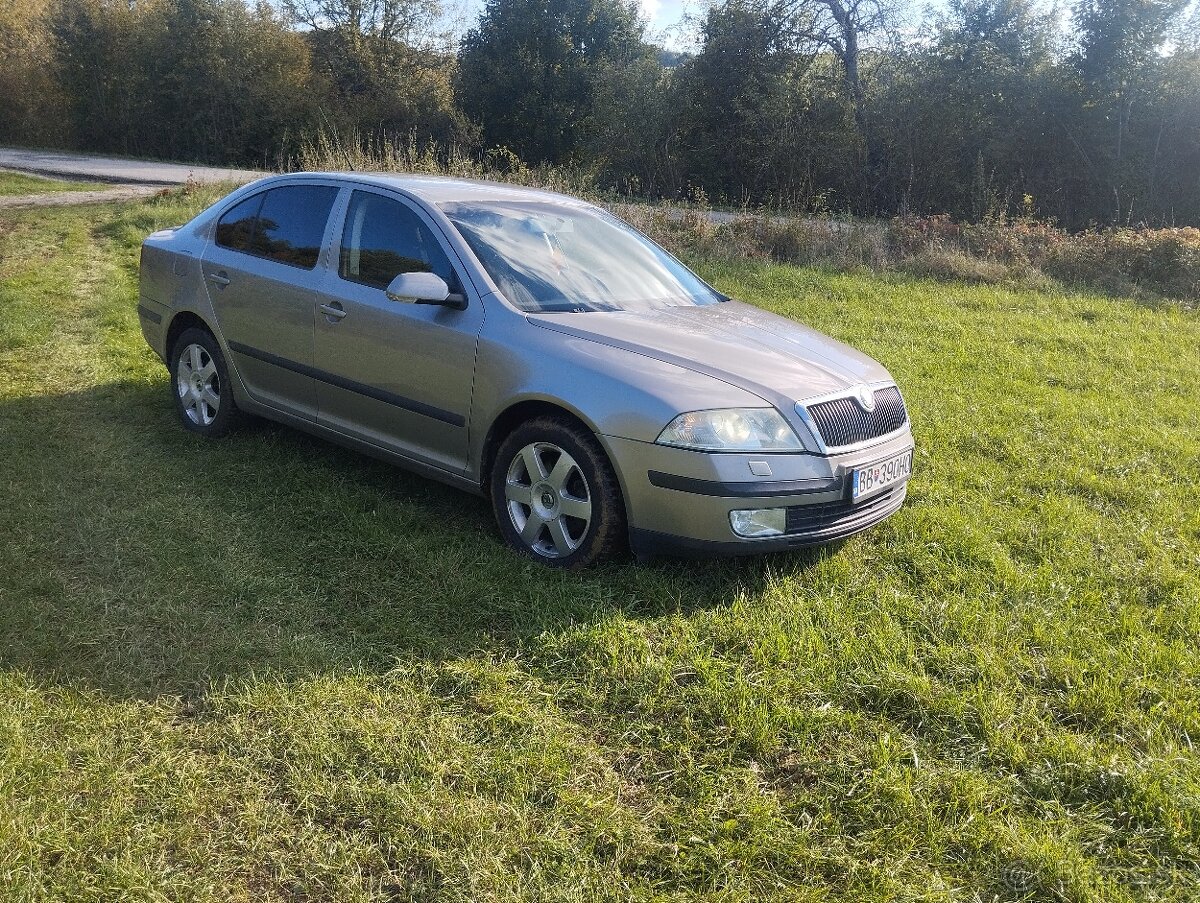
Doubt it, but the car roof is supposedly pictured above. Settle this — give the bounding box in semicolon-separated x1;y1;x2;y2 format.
289;172;595;208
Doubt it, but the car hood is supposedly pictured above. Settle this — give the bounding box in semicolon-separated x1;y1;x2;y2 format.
528;299;893;409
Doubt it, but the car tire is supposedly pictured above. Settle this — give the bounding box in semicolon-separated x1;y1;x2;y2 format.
169;327;243;438
490;416;627;568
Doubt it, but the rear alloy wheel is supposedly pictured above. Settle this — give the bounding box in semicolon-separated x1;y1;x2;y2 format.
491;417;626;568
169;327;242;437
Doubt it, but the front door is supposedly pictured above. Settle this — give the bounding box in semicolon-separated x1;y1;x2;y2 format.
202;182;341;418
312;189;485;474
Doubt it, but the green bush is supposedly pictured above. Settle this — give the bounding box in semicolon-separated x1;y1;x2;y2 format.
1042;228;1200;303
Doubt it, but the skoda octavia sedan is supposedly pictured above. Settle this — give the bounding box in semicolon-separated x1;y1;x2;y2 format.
138;174;914;567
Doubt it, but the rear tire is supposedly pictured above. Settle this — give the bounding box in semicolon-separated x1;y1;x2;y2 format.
169;327;243;438
490;416;627;569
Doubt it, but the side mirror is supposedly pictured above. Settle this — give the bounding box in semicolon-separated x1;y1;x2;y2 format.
385;272;466;310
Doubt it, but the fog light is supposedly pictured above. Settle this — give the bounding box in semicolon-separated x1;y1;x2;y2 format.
729;507;787;538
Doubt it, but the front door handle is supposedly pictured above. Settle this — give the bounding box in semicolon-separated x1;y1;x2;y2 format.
205;271;231;287
319;301;347;321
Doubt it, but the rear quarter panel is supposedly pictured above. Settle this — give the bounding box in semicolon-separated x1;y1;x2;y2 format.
138;178;279;364
138;229;212;362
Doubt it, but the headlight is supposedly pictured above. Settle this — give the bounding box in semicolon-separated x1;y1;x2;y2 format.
655;408;804;452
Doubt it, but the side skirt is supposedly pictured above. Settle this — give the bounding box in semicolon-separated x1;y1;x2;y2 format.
236;393;485;498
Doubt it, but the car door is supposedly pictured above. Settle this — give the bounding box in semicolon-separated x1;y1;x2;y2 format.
202;182;341;418
312;188;485;473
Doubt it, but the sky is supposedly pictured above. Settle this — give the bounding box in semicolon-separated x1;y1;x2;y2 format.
638;0;693;45
440;0;1165;55
442;0;701;49
442;0;959;52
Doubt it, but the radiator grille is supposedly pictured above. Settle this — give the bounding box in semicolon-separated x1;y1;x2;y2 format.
805;386;907;449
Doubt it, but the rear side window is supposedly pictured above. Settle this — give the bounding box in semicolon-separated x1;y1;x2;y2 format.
339;191;457;290
213;184;339;270
215;193;265;252
256;185;339;269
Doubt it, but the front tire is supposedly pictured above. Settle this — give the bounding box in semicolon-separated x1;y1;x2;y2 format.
169;327;242;438
490;416;627;568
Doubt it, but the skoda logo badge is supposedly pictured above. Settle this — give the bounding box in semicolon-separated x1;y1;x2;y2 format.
856;385;876;412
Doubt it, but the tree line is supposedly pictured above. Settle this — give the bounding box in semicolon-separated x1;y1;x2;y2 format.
1;0;1198;228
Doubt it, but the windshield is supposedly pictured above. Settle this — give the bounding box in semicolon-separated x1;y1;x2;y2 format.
441;201;724;313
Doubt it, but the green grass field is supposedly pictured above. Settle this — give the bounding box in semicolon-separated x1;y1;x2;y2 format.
0;170;107;197
1;191;1198;902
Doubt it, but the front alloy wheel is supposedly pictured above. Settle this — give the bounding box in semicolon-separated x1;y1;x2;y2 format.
490;416;626;568
504;442;593;559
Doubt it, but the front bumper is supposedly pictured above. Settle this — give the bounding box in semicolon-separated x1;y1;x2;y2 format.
603;428;914;557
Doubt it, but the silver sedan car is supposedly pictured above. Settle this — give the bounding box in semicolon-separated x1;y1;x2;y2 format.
138;174;914;567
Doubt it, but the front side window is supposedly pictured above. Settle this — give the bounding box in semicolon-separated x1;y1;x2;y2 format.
212;184;338;270
441;201;723;313
339;191;457;290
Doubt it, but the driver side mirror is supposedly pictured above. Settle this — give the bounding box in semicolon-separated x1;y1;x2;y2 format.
385;272;466;310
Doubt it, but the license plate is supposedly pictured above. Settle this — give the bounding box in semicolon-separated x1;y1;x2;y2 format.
851;450;913;501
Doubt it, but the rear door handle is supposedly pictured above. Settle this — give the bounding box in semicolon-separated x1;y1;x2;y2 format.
319;301;347;321
205;271;231;287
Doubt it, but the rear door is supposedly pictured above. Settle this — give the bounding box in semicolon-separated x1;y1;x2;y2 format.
202;182;341;418
312;189;485;473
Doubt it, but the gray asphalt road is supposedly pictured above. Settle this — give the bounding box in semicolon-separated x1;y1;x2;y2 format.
0;147;262;186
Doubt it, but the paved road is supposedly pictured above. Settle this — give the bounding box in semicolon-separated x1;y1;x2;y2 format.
0;147;262;186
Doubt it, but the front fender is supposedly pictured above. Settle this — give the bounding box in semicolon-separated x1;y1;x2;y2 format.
468;315;768;477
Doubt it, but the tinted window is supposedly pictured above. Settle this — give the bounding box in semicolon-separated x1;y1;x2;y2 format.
253;185;339;269
215;193;265;252
339;191;457;290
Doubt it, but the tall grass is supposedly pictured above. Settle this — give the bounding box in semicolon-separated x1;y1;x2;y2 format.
294;129;1200;307
621;208;1200;306
287;126;606;200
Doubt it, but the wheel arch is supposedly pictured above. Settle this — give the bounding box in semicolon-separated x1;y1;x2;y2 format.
165;310;214;361
482;398;632;566
478;398;637;519
478;399;597;487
